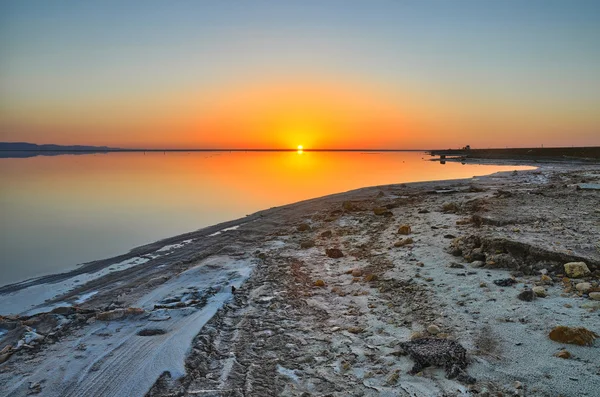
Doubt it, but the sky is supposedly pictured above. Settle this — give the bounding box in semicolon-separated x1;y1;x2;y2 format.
0;0;599;149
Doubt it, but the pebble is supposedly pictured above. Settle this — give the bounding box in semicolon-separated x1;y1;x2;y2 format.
575;282;592;293
554;350;571;359
470;261;485;268
588;292;600;301
517;289;536;302
427;324;440;335
532;286;547;297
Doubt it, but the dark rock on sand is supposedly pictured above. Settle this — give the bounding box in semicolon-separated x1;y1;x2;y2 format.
396;338;475;384
548;326;598;346
493;278;517;287
137;328;167;336
297;223;311;232
326;248;344;258
517;289;536;302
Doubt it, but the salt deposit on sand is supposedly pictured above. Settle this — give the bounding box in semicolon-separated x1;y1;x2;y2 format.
1;163;599;396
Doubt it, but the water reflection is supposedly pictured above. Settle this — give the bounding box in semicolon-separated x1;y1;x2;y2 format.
0;151;534;285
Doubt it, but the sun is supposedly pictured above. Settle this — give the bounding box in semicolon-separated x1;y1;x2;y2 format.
297;145;303;150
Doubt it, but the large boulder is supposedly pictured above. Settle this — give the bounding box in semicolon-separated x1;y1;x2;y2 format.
563;262;590;278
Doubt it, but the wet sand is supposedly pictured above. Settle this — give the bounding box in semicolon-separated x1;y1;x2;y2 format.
1;162;599;396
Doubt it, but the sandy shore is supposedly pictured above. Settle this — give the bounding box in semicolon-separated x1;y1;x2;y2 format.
1;162;599;396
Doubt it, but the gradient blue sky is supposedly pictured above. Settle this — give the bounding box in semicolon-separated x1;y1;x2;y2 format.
1;0;599;148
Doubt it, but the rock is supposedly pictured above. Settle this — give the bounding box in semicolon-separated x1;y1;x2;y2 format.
563;262;590;278
373;207;392;216
314;280;326;287
514;381;523;390
554;349;571;359
548;326;598;346
532;286;547;297
443;234;456;239
398;225;411;235
575;282;592;293
351;269;363;277
394;238;414;247
320;230;332;238
448;262;465;269
397;338;475;384
479;282;487;288
427;324;441;335
418;209;430;214
297;223;311;232
326;248;344;258
589;292;600;301
137;328;167;336
470;260;485;268
493;278;517;287
300;240;315;249
517;289;536;302
540;274;553;285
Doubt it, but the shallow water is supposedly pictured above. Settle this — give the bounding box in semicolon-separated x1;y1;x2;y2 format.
0;151;533;285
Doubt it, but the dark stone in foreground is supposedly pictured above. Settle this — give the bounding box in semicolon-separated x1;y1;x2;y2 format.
137;328;167;336
517;289;536;302
396;338;475;384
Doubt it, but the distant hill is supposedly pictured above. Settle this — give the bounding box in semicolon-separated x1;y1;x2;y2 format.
0;142;114;151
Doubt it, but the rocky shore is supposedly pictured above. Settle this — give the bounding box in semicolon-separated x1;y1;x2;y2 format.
1;163;599;396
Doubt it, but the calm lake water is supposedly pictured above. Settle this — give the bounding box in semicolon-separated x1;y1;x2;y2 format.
0;151;533;286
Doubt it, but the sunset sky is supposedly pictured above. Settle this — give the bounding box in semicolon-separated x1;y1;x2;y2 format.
1;0;599;149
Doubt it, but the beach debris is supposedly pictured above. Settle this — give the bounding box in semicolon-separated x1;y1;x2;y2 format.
396;338;475;384
575;282;592;293
493;278;517;287
137;328;167;336
296;223;311;232
532;286;547;297
398;224;411;235
394;238;413;247
554;349;571;359
548;326;598;346
314;279;326;287
300;240;315;249
373;207;392;216
563;262;590;278
589;292;600;301
326;248;344;258
517;289;536;302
